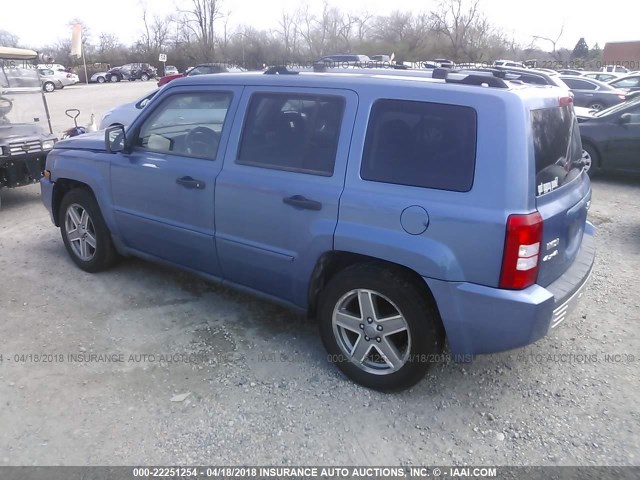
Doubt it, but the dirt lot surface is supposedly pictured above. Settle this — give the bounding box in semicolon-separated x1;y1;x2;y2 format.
0;83;638;466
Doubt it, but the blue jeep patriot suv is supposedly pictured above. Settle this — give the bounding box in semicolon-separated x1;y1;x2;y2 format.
40;67;595;391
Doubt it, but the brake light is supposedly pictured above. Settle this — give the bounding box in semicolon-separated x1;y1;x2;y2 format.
499;212;543;290
559;96;573;106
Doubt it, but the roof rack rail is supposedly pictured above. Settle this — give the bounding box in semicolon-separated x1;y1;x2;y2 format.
263;64;510;88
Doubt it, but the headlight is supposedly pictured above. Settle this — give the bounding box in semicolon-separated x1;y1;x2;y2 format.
42;140;56;150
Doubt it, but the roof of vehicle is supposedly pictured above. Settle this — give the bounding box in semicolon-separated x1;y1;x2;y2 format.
166;68;569;109
0;47;39;60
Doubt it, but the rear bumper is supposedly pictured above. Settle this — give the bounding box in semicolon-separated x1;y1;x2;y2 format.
426;222;596;357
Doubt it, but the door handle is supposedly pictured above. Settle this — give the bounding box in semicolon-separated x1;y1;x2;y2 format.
283;195;322;211
176;176;205;189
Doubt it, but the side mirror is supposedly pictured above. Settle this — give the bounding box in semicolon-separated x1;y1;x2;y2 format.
105;124;126;153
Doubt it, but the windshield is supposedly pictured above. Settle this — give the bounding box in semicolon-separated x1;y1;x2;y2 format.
0;61;51;132
594;97;640;117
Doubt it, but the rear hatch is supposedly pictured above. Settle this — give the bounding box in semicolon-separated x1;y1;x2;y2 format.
531;103;591;287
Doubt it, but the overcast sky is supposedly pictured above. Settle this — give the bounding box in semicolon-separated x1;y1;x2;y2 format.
2;0;638;53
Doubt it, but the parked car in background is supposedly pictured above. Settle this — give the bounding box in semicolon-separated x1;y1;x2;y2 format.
577;96;640;176
583;72;621;82
434;58;455;68
557;69;583;76
608;74;640;93
37;65;79;86
494;59;524;68
90;72;108;83
40;67;595;391
370;55;391;62
106;63;157;82
157;63;229;87
164;65;179;75
559;76;626;111
601;65;629;74
37;68;64;92
315;54;372;69
99;88;159;129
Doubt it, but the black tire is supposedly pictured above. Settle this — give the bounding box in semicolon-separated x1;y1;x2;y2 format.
141;73;149;81
582;143;600;178
318;263;444;391
43;81;55;93
97;76;105;84
59;188;118;273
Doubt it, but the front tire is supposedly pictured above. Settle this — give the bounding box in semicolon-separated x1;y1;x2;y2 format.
319;264;444;391
43;81;55;93
110;74;120;83
59;189;118;273
141;73;149;81
587;102;605;111
97;76;105;84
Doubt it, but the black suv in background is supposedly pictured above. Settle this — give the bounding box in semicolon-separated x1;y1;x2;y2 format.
106;63;157;82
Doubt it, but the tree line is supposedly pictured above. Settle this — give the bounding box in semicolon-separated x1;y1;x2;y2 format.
0;0;603;77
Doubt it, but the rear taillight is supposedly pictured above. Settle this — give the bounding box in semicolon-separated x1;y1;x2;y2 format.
499;212;543;290
559;96;573;106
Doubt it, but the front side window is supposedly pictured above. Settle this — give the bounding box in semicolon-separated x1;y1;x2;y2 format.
136;91;232;160
237;93;345;176
360;99;477;192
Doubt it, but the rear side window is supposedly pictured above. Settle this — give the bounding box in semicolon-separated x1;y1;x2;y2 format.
563;78;597;90
531;105;583;196
237;93;345;176
360;99;477;192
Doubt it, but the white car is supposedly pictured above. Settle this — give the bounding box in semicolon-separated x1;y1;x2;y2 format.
99;88;159;129
164;65;179;75
37;64;79;86
90;72;108;83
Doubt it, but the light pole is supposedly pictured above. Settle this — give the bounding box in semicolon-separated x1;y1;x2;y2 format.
234;32;247;69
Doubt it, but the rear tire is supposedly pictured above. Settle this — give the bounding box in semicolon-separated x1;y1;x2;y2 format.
582;143;600;178
59;188;118;273
43;81;55;93
110;74;120;83
97;76;105;84
141;73;149;81
318;263;444;391
587;102;605;111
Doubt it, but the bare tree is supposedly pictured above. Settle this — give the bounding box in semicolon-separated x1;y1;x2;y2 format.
532;25;565;60
0;30;19;47
430;0;485;60
181;0;225;59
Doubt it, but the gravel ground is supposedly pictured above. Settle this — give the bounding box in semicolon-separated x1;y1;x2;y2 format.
0;83;638;466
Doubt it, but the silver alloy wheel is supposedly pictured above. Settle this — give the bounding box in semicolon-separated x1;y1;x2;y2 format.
332;289;411;375
141;73;149;81
110;74;119;82
97;76;105;83
581;149;592;172
589;103;604;111
64;203;97;261
44;82;54;92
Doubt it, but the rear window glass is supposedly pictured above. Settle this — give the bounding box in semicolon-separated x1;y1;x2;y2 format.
361;99;477;192
531;105;583;196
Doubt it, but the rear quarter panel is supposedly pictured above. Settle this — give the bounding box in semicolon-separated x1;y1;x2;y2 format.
336;84;539;286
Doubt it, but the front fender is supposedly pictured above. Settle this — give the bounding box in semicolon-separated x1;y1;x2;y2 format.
48;149;118;235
